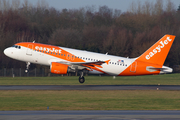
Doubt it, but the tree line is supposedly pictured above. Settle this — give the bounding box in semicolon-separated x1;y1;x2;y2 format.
0;0;180;72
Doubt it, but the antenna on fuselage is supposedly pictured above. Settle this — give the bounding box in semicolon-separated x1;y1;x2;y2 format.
106;52;108;55
33;40;35;43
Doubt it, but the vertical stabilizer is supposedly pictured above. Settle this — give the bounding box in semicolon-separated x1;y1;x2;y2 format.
137;35;175;66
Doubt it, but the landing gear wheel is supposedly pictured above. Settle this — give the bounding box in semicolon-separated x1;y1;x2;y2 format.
79;76;85;83
25;69;28;73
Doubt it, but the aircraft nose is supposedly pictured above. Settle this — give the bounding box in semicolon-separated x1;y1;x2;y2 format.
4;48;13;57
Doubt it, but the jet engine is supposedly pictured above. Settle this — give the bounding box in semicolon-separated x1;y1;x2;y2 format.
50;62;69;74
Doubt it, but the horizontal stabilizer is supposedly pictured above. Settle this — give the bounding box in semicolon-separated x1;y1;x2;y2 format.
146;66;173;73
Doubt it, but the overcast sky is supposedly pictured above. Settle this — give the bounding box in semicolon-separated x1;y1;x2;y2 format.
20;0;180;12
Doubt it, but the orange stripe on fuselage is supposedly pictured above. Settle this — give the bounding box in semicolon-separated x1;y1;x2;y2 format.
82;64;108;74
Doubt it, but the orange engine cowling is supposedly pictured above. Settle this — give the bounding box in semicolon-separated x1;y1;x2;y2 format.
50;62;69;74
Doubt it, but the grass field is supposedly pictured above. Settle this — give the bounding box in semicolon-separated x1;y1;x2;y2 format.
0;90;180;110
0;73;180;85
0;73;180;110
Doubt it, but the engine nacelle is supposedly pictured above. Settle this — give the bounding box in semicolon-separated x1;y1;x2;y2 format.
50;62;69;74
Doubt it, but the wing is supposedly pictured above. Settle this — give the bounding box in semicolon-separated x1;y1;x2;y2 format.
56;60;110;70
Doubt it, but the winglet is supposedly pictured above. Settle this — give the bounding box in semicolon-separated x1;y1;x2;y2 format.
137;34;176;66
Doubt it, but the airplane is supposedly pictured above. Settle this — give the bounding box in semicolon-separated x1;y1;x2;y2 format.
4;34;175;83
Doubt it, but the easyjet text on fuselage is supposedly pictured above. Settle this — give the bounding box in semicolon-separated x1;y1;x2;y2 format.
35;46;62;53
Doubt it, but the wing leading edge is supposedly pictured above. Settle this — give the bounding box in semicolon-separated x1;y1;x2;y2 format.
56;59;110;71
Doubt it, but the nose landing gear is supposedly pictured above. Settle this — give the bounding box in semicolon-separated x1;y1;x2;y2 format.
25;62;30;73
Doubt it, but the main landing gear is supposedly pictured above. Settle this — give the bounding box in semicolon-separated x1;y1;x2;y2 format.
25;62;30;73
79;70;85;83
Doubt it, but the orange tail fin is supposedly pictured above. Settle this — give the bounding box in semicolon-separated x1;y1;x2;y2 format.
137;34;176;66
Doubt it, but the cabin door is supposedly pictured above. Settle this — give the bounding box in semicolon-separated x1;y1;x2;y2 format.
130;61;137;72
26;44;33;56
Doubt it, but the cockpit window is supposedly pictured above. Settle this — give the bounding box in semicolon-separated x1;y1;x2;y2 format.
12;45;21;49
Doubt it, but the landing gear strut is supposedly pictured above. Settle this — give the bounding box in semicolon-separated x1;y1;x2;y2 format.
25;62;30;73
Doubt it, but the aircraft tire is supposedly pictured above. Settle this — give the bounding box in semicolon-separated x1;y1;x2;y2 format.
79;76;85;83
